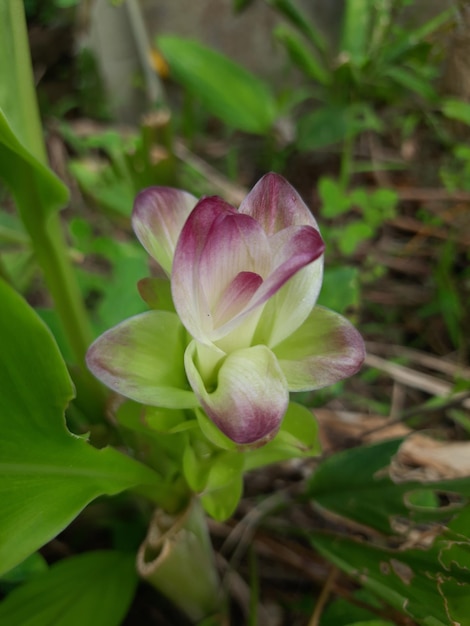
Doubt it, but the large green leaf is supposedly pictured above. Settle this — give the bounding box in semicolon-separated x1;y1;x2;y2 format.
0;279;160;576
157;36;277;134
0;551;138;626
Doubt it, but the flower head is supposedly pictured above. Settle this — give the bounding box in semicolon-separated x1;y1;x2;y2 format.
87;173;365;445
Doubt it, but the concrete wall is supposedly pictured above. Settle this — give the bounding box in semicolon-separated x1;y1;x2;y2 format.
142;0;455;79
86;0;457;121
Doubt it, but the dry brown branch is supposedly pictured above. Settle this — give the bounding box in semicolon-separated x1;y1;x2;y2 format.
365;342;470;380
389;215;470;246
174;141;247;205
308;567;339;626
364;353;470;409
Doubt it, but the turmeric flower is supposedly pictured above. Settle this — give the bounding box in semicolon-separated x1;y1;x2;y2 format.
87;173;364;445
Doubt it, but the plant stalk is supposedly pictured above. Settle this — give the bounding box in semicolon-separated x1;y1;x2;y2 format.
339;131;354;190
0;1;105;417
137;499;226;623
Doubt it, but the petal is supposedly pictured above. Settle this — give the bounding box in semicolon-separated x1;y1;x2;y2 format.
172;196;271;343
132;187;198;275
239;172;319;234
185;341;289;445
213;271;263;327
272;306;365;391
86;311;198;408
247;225;324;312
213;224;324;344
254;254;324;347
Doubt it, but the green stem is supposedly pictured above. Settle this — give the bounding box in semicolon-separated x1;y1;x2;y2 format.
0;2;105;416
339;132;354;191
137;499;226;623
1;1;47;164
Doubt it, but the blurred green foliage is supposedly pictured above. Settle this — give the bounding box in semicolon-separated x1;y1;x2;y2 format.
24;0;78;24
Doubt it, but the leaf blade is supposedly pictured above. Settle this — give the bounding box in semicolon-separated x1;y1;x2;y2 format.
0;279;160;576
157;36;277;134
0;551;138;626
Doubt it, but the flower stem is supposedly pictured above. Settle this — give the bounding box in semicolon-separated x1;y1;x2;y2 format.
339;132;354;191
137;499;226;622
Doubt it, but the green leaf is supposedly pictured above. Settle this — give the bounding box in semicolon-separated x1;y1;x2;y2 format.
200;452;244;521
194;407;238;451
232;0;255;12
338;221;374;255
0;553;48;593
69;159;134;216
267;0;328;53
320;591;393;626
346;622;393;626
317;266;360;315
0;279;160;576
339;0;371;67
297;106;351;150
94;245;149;332
0;7;62;203
310;532;458;626
183;434;243;520
54;0;80;7
296;105;381;151
384;66;436;101
0;551;138;626
379;8;453;65
318;177;351;217
307;439;470;535
274;25;330;85
369;188;398;221
157;36;277;134
244;402;321;471
0;107;69;218
0;3;47;164
0;13;95;370
442;98;470;127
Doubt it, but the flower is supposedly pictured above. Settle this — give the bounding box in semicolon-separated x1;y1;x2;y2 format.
87;173;365;445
